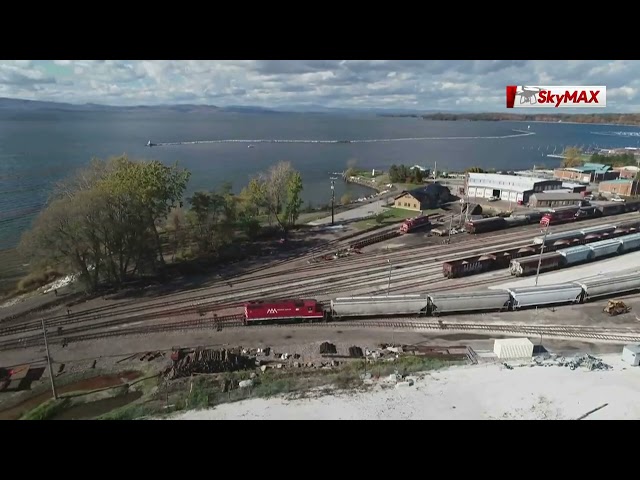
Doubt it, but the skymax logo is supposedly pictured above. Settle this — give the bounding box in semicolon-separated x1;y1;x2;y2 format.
506;86;606;108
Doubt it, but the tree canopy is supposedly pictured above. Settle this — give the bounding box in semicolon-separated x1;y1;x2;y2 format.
388;164;426;184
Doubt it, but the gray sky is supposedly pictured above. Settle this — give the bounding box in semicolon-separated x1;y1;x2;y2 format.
0;60;635;111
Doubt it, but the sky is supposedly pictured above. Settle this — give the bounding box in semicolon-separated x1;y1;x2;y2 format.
0;60;637;111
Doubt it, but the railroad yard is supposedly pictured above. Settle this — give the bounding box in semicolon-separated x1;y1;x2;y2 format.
2;202;640;419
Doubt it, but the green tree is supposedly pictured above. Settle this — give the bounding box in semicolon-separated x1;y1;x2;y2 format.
345;158;358;177
340;193;352;205
561;147;583;168
465;166;485;173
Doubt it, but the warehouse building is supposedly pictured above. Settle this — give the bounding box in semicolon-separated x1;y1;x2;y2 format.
598;179;640;197
493;338;534;360
554;163;619;183
528;192;583;208
622;345;640;366
614;166;640;179
393;184;452;212
466;173;563;204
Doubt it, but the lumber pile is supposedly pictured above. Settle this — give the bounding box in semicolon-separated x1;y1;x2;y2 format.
164;348;255;380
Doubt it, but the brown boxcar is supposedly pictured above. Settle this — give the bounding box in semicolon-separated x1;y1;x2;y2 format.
442;256;496;278
510;252;564;277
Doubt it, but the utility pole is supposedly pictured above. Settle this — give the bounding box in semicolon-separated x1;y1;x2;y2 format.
41;319;58;400
535;221;550;287
330;177;337;226
447;214;453;244
387;259;392;296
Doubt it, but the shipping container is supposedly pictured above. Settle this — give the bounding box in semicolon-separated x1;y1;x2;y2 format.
428;291;511;315
508;284;583;309
330;295;429;318
586;238;622;259
493;338;534;360
509;252;564;276
557;245;593;265
575;273;640;301
619;233;640;252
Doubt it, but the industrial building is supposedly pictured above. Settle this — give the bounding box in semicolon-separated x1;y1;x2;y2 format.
553;163;619;183
614;166;640;179
393;184;452;212
528;192;584;208
598;179;640;197
466;173;563;204
622;345;640;366
493;338;534;360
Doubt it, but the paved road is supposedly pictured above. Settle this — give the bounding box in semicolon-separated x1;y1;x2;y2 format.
308;198;392;226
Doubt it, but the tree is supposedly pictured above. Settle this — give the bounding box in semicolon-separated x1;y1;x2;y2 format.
561;147;583;168
414;168;424;183
246;161;304;237
465;166;485;173
340;193;352;205
345;158;358;177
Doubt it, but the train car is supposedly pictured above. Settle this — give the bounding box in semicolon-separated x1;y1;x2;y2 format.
597;202;626;216
587;238;622;260
619;232;640;252
576;206;600;219
575;272;640;302
244;299;325;324
399;215;430;234
427;291;511;315
507;284;583;309
504;216;529;228
624;200;640;213
539;206;580;226
533;230;584;246
330;295;429;318
465;217;507;234
442;255;495;278
509;252;564;276
579;224;616;237
557;244;593;265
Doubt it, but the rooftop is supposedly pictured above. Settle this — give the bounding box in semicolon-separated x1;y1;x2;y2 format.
493;338;533;347
600;179;637;184
624;345;640;354
531;192;583;201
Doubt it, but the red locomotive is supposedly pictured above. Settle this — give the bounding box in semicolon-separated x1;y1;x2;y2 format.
539;206;580;226
244;299;325;324
399;215;431;234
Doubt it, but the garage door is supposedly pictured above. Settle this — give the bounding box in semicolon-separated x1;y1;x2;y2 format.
467;187;477;197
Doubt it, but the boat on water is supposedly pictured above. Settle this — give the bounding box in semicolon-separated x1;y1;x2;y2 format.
146;140;157;147
248;144;255;148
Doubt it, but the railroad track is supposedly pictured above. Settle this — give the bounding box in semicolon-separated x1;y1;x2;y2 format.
4;212;639;337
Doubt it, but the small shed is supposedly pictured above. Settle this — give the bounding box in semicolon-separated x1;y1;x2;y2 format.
493;338;534;360
622;344;640;366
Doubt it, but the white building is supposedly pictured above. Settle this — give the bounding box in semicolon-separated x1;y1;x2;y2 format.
466;173;563;204
493;338;534;360
622;345;640;366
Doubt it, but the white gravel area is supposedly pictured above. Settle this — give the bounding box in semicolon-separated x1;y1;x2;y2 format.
166;353;640;420
488;251;640;290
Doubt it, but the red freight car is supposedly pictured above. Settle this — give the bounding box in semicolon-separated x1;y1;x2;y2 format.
540;206;580;226
244;299;325;324
400;215;431;234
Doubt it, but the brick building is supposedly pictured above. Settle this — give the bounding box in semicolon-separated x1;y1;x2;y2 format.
553;163;619;183
614;166;640;179
598;179;640;197
528;192;584;208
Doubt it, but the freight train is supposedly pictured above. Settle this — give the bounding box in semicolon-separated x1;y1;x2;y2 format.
443;220;640;279
242;268;640;324
510;232;640;276
464;200;640;235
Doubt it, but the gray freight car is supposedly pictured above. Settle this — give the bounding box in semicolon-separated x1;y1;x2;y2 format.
507;284;583;309
557;244;593;265
427;291;511;315
533;230;584;245
575;273;640;301
586;238;622;259
619;232;640;252
579;224;616;236
330;295;429;318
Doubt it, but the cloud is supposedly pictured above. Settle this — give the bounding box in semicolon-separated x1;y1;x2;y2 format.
0;60;639;111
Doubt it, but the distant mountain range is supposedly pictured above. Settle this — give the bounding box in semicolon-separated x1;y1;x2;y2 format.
0;97;440;116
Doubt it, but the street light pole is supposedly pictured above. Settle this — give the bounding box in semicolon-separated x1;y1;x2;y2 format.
387;259;392;296
330;177;337;226
535;222;550;287
41;319;58;400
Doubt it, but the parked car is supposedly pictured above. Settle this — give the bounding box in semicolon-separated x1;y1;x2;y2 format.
611;196;626;203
